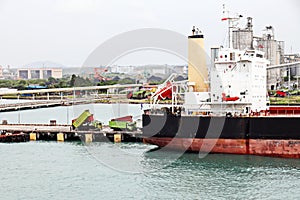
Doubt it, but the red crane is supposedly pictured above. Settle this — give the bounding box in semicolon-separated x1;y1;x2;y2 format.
94;68;109;81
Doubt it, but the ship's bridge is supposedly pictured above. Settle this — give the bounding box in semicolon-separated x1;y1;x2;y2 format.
243;49;265;59
215;48;243;63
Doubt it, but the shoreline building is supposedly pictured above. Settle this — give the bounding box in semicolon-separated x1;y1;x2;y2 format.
17;68;62;79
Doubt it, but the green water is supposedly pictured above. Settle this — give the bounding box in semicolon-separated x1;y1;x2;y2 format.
1;104;300;199
1;142;300;200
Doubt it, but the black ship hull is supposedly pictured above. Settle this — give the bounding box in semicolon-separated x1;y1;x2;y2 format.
142;114;300;158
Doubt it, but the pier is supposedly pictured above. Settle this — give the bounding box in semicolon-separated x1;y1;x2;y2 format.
0;94;151;112
0;123;143;143
0;100;67;112
0;94;145;112
0;84;145;111
0;97;106;112
0;84;142;97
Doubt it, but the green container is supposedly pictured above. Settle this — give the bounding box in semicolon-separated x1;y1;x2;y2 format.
73;110;92;128
109;121;136;131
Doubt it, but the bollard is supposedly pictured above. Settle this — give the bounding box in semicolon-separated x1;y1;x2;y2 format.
57;133;64;142
29;133;37;141
85;134;93;143
114;134;122;143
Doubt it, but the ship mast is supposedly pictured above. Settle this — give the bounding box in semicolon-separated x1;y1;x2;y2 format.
222;4;243;48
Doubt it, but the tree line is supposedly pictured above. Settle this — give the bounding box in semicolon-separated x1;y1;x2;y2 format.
0;74;138;90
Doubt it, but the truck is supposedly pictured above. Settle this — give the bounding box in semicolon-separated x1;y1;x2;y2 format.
127;87;153;99
72;110;102;131
275;90;287;97
109;115;136;131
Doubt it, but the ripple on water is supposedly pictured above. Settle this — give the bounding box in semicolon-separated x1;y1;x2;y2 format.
0;141;300;199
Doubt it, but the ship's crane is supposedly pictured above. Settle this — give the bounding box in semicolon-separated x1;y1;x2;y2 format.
150;73;188;112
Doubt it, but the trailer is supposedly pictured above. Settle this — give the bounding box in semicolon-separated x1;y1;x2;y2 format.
109;116;136;131
72;110;102;130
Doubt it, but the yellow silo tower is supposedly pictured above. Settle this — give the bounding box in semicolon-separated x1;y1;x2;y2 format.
188;27;208;92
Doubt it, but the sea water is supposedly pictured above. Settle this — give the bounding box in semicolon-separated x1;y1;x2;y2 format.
0;104;300;199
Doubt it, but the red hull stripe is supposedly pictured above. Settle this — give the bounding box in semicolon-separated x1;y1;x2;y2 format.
143;138;300;158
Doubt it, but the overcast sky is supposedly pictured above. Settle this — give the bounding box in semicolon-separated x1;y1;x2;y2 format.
0;0;299;68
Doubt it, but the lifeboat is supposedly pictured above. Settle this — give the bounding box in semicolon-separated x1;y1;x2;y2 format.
222;93;239;101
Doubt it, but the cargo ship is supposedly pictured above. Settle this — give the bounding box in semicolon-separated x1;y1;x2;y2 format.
142;8;300;158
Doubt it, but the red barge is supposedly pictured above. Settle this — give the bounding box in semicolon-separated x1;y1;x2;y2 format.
0;132;29;143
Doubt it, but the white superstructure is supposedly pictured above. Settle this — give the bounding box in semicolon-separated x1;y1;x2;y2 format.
184;7;270;115
210;48;269;114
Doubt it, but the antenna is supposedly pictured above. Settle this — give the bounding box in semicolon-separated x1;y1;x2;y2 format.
222;4;243;48
246;17;253;31
263;25;275;40
191;26;202;36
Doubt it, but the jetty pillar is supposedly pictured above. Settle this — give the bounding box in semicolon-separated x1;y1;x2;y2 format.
29;133;37;141
57;133;64;142
85;134;93;143
114;134;122;143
